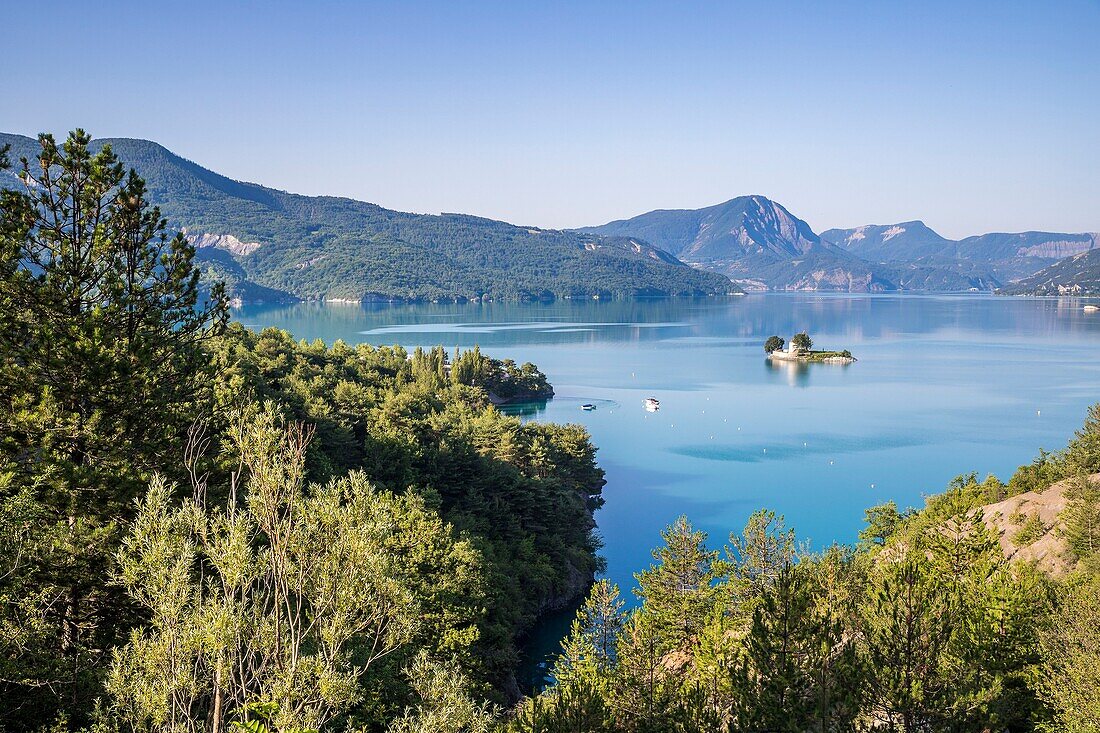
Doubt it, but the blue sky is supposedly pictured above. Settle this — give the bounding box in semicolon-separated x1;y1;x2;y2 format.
1;0;1097;237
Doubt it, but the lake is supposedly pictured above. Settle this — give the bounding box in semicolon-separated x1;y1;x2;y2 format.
235;294;1100;685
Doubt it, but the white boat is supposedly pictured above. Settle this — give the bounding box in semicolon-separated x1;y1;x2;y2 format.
644;397;660;412
581;403;595;411
1084;304;1099;312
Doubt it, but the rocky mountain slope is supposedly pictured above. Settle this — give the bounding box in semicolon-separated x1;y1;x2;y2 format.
584;196;1096;292
999;247;1100;295
979;473;1099;576
823;222;1099;283
583;196;1002;292
819;221;956;261
0;133;735;303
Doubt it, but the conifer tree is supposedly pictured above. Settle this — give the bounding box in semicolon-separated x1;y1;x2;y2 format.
634;516;722;648
730;561;861;733
861;555;952;732
555;580;626;688
1039;573;1100;732
1063;472;1100;568
726;509;798;608
0;130;226;727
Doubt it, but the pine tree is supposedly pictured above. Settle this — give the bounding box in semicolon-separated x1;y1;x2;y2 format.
730;561;861;733
554;580;626;688
609;614;690;733
858;501;903;550
861;554;952;732
726;509;797;608
635;516;722;648
1065;404;1100;474
1039;573;1100;732
1062;472;1100;567
0;130;227;727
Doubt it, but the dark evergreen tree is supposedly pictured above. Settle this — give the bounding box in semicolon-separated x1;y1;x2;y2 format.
0;130;226;727
635;516;723;649
730;561;861;733
861;555;952;732
1063;472;1100;568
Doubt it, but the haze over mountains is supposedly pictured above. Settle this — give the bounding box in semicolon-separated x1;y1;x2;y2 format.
3;132;1096;299
583;196;1099;293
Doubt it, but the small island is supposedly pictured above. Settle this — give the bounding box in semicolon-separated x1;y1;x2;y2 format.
765;332;856;364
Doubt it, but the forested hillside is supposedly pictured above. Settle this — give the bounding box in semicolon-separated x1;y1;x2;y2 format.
0;132;735;303
0;132;605;731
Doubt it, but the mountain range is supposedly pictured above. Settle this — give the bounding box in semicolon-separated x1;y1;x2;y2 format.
0;133;734;303
3;132;1095;299
998;248;1100;296
582;196;1098;293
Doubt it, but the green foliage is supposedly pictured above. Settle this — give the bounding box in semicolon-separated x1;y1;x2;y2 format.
763;336;784;354
858;500;903;549
1013;513;1048;545
1;131;608;729
1008;449;1069;496
450;346;553;402
1007;404;1100;495
790;332;812;352
369;653;496;733
1039;573;1100;732
520;490;1055;733
109;409;485;733
506;581;625;733
553;580;626;689
205;325;605;694
860;554;954;730
726;509;798;597
0;130;227;727
1062;473;1100;568
730;561;861;732
634;516;722;648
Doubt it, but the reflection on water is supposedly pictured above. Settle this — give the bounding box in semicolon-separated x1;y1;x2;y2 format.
766;358;809;386
497;400;550;418
764;358;856;387
236;293;1100;690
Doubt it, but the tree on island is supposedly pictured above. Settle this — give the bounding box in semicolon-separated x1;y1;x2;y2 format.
791;332;813;353
764;336;785;354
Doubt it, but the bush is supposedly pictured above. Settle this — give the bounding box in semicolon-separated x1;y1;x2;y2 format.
1012;515;1047;545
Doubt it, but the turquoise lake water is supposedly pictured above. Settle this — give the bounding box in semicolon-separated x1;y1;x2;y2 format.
235;294;1100;685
